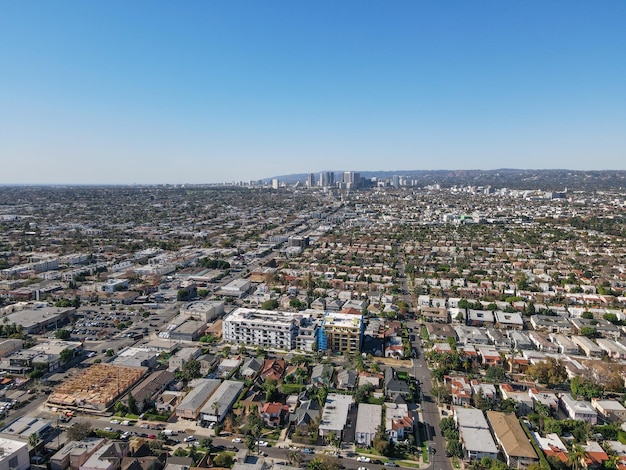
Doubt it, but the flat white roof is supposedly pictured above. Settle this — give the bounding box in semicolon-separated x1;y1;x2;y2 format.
355;403;382;435
319;393;354;433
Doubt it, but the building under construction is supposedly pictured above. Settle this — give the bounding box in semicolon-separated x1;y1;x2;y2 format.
47;363;146;413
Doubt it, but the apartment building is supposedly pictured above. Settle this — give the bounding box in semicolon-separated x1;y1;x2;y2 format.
317;311;364;353
222;307;303;351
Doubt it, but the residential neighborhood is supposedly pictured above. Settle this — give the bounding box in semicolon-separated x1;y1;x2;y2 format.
0;177;624;470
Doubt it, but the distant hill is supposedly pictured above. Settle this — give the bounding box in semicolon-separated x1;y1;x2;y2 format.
264;169;626;191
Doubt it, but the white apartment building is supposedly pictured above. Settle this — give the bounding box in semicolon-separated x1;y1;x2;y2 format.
223;307;308;351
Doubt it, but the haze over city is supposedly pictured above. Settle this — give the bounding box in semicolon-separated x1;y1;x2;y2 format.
1;1;625;184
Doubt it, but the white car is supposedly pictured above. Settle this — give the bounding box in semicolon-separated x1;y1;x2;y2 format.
256;440;269;447
232;438;243;443
110;419;120;424
357;457;371;463
104;427;113;432
358;467;368;470
184;436;196;443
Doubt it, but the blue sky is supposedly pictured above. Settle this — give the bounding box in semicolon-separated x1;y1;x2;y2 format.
1;1;625;184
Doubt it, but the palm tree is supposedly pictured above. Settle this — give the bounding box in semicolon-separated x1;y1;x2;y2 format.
568;444;586;470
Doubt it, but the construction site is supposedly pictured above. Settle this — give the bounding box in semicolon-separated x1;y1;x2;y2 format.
47;363;146;413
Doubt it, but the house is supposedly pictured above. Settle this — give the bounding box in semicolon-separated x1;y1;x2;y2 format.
420;307;449;323
385;402;414;443
155;392;181;414
261;402;289;427
50;438;105;470
581;441;609;469
260;359;286;382
476;346;502;367
454;326;489;346
311;364;333;387
531;432;568;464
471;381;497;402
336;369;357;390
384;367;410;399
425;323;456;341
499;384;533;415
528;388;558;414
240;357;263;378
494;311;524;330
197;354;218;376
444;375;472;406
530;315;574;334
571;336;603;358
80;441;130;470
486;411;539;469
466;309;494;327
290;399;321;435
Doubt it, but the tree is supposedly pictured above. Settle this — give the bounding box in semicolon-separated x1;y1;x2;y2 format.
526;357;567;387
261;299;278;310
325;431;339;450
55;328;71;340
485;365;507;383
67;421;93;441
28;433;39;449
263;379;279;402
114;400;128;415
570;376;603;400
200;437;213;451
127;391;138;414
181;359;202;381
373;424;392;456
580;326;598;338
60;348;74;364
354;383;375;403
568;444;586;470
288;450;303;466
446;439;463;458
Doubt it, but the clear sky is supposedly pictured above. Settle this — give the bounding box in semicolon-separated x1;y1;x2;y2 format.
1;1;625;184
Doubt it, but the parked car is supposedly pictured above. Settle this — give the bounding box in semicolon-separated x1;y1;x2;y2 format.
357;457;371;463
232;438;243;443
384;462;399;467
256;440;269;447
110;419;120;424
301;448;314;454
184;436;196;442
